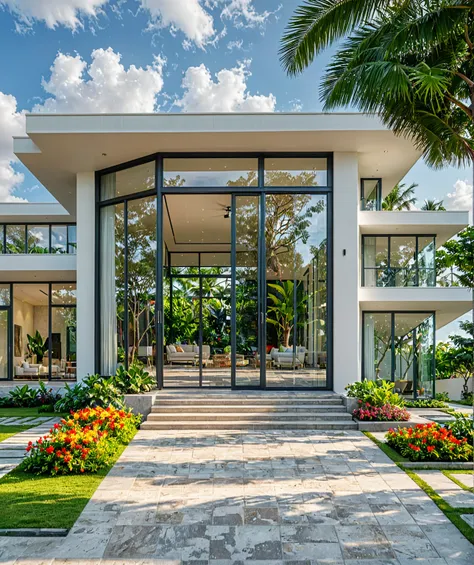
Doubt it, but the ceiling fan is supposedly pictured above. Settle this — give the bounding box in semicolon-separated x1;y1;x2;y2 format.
208;202;232;219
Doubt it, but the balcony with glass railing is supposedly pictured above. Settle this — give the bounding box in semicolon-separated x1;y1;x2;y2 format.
362;235;436;287
0;224;76;254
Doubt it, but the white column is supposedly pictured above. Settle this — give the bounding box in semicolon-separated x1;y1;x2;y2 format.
76;172;95;380
333;153;360;393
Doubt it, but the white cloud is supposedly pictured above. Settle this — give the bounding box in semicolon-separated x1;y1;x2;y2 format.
175;61;276;112
0;0;108;31
139;0;215;48
33;48;165;113
220;0;281;29
446;178;473;220
227;39;243;51
0;92;27;202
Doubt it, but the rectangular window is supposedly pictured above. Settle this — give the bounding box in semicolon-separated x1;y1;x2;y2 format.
6;225;25;253
0;284;10;306
363;236;389;286
67;226;77;254
164;158;258;187
100;161;155;201
52;284;76;305
361;179;381;210
265;158;327;186
51;225;67;254
0;225;4;253
27;226;50;253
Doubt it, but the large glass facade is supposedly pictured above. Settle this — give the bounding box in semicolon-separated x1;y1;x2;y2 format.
363;312;435;398
98;154;331;389
363;235;436;287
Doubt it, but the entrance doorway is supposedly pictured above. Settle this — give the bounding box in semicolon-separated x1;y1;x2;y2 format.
160;192;328;389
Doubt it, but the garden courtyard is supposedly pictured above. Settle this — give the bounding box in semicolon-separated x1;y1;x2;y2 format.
1;426;473;563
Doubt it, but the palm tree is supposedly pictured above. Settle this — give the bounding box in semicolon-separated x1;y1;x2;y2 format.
280;1;474;169
421;199;446;211
382;182;417;211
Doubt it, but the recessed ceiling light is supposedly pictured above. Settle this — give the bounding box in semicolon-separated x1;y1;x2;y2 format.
102;153;107;157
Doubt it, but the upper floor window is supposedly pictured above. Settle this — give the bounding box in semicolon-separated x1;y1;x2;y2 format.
362;235;435;287
361;178;381;211
0;224;76;255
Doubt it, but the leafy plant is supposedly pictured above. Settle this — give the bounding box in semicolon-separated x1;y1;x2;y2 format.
114;364;155;394
82;374;124;409
8;385;39;408
345;379;404;407
38;404;55;413
405;399;447;409
435;392;450;403
445;413;474;444
386;423;473;462
267;280;308;348
353;402;410;422
26;330;48;362
37;381;61;406
53;382;88;413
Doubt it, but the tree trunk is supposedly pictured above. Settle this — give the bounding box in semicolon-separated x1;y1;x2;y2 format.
282;327;291;348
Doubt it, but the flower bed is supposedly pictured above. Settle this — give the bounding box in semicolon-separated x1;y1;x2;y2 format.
353;401;410;422
20;406;140;476
386;423;473;462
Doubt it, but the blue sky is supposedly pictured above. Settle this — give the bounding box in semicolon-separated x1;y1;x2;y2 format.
0;0;471;338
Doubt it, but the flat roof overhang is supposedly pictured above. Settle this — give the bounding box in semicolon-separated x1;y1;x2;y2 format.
359;211;470;246
0;202;74;223
359;287;473;329
14;112;421;214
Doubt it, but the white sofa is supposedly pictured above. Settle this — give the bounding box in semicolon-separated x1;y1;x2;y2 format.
166;344;210;365
270;347;306;369
14;357;41;377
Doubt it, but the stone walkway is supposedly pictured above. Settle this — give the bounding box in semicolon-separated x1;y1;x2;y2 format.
0;418;58;479
1;428;473;563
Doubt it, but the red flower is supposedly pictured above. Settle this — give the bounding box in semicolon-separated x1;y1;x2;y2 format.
46;446;54;454
427;446;435;452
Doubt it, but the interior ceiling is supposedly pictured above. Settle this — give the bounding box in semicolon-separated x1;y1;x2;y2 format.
13;284;49;306
164;194;232;253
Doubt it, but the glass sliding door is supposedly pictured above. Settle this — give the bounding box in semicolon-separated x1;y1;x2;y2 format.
233;195;261;387
265;194;328;387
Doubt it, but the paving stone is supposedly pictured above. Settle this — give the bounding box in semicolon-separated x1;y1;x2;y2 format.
336;524;396;560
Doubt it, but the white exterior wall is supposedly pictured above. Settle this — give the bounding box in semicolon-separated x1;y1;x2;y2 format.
76;172;95;380
333;153;360;392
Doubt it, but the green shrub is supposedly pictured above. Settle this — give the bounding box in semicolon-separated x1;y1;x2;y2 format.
445;412;474;443
53;376;124;413
345;379;404;407
405;399;447;408
38;404;55;413
435;392;450;402
114;364;155;394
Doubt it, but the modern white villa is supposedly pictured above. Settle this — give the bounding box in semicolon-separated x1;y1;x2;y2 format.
0;112;471;397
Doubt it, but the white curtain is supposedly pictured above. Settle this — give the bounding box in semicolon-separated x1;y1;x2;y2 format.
364;315;376;380
100;174;117;375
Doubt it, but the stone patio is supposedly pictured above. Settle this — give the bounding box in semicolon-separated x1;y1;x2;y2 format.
1;428;473;563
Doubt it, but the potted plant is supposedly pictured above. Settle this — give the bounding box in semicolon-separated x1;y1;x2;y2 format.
26;330;48;364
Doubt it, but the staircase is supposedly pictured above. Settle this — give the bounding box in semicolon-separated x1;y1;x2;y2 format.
141;390;357;430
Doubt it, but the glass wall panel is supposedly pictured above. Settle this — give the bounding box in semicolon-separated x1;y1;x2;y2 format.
27;226;49;253
51;225;67;253
0;311;8;379
52;284;76;305
100;203;125;375
0;285;10;306
418;236;435;287
235;195;260;386
6;225;25;253
265;158;327;187
363;313;392;381
265;194;327;387
361;179;381;210
164;158;258;187
12;284;50;378
51;307;76;379
68;225;77;254
100;161;155;201
391;236;417;286
127;196;157;373
363;236;389;286
0;225;4;253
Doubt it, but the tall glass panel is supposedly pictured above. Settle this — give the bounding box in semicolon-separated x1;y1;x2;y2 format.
51;226;67;254
265;194;327;387
51;307;76;379
390;236;417;286
361;179;381;210
0;225;4;253
235;196;260;386
13;284;49;379
100;161;155;201
127;196;157;375
265;158;327;187
164;158;258;187
6;225;25;253
417;236;435;287
0;284;10;306
27;226;49;253
0;311;8;379
100;203;124;375
363;313;392;380
363;237;389;286
68;226;77;254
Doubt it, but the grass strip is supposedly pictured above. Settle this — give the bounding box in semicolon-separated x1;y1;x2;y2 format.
0;437;132;530
363;431;474;545
443;471;474;494
0;408;69;419
0;425;32;443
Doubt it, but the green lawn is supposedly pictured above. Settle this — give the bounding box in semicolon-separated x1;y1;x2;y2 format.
0;442;129;529
0;424;32;443
0;407;68;419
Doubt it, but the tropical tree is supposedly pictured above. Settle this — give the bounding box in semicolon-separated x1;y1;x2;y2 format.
436;226;474;288
436;321;473;399
267;280;308;347
382;182;417;211
280;1;474;169
421;199;446;211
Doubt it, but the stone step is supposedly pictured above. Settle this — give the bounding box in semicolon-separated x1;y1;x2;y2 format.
147;411;353;422
154;398;343;406
152;404;345;413
141;420;358;431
